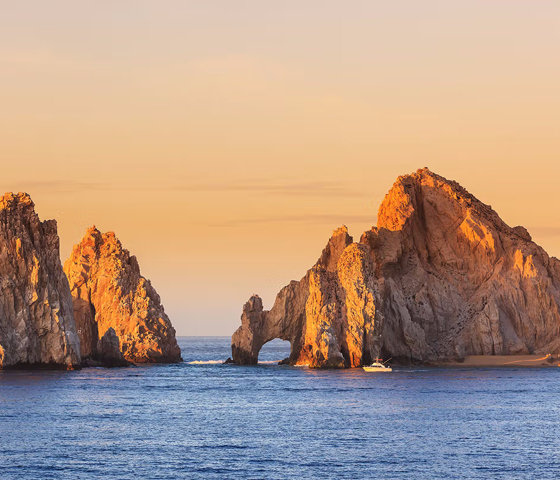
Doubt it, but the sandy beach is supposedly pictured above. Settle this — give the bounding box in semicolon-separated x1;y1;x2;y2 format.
443;355;560;368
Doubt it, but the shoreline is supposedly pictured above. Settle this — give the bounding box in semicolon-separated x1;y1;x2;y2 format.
439;355;559;368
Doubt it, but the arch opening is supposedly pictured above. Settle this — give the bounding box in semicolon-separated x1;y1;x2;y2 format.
258;338;291;365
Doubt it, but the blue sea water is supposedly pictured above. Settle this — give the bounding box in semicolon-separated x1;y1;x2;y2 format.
1;336;559;479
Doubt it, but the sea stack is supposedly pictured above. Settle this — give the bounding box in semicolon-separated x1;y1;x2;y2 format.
64;227;181;364
231;168;560;367
0;193;81;369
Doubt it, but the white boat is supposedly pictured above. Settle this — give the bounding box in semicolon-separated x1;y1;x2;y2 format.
363;358;392;372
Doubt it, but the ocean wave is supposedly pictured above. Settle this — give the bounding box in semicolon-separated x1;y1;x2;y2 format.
188;360;224;365
188;359;285;365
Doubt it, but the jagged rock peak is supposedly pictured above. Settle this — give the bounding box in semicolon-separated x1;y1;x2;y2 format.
0;192;81;369
317;225;353;271
1;191;34;208
377;167;505;233
64;226;181;364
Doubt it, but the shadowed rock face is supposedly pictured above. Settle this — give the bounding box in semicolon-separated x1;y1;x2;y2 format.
232;168;560;367
64;227;181;364
94;328;131;368
0;193;81;369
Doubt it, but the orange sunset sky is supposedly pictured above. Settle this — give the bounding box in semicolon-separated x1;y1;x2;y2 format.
1;1;559;335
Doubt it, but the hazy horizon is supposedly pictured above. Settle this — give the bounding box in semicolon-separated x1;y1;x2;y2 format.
2;1;560;336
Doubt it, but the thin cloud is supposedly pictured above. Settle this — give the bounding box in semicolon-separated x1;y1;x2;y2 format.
173;180;363;197
6;178;364;198
203;213;375;228
5;180;106;194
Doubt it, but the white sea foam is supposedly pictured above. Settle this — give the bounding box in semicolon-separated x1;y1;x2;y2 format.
188;360;224;365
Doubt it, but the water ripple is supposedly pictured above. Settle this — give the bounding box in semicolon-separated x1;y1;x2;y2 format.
0;337;559;479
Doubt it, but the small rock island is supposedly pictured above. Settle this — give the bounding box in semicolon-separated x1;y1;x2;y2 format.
0;193;80;369
64;226;182;365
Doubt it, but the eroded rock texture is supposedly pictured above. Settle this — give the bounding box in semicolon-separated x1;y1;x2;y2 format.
232;168;560;367
64;227;181;364
232;226;382;368
0;193;80;369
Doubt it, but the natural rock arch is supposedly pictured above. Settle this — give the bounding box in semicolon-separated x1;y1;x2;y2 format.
231;227;382;368
232;168;560;368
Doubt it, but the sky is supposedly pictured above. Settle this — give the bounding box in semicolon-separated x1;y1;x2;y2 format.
1;1;559;335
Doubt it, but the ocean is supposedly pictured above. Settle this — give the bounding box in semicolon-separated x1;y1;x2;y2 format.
1;336;559;479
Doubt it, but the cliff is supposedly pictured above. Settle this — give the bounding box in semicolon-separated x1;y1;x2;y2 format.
232;168;560;367
64;227;181;363
0;193;81;369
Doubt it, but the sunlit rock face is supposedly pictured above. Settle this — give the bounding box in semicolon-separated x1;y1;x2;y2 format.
64;227;181;364
232;226;382;368
0;193;81;369
232;168;560;367
369;168;560;362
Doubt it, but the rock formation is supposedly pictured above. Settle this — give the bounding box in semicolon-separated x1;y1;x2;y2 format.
82;327;131;368
64;227;181;364
232;226;380;368
0;193;81;369
232;168;560;367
